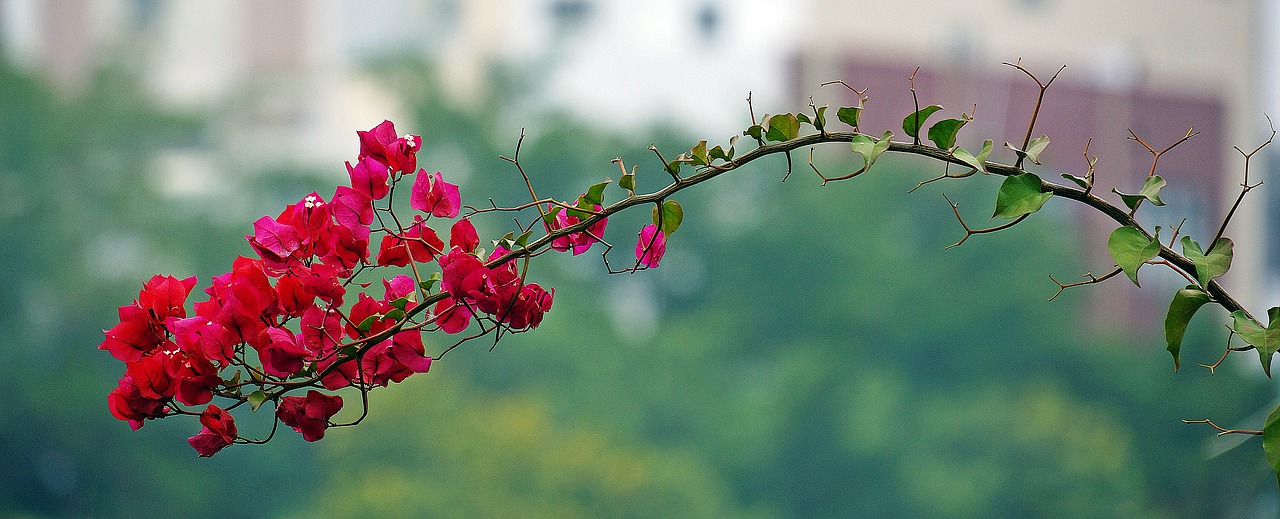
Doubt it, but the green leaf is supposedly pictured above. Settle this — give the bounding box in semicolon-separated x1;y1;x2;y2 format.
388;297;410;311
953;140;993;174
384;308;406;322
356;314;380;333
1006;135;1051;165
246;390;268;412
708;145;730;163
927;118;968;150
836;106;862;129
1180;236;1233;288
247;390;268;412
1112;175;1167;210
568;196;595;219
651;200;684;235
992;173;1052;219
902;104;944;139
495;231;515;250
514;229;534;248
583;180;610;207
812;105;827;132
688;141;709;166
764;113;800;142
743;124;764;142
542;206;563;227
1163;286;1212;371
849;130;893;172
1263;402;1280;490
1107;226;1161;286
419;272;441;293
1060;173;1090;190
618;170;635;191
1232;308;1280;377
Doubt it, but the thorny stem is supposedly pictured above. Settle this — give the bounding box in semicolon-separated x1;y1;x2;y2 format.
908;67;922;146
1182;418;1262;436
1125;127;1198;216
1209;119;1274;253
1200;327;1252;374
941;194;1030;249
1047;268;1122;302
1003;60;1065;170
475;129;1257;325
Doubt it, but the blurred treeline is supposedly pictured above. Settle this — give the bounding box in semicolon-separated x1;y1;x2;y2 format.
2;56;1278;518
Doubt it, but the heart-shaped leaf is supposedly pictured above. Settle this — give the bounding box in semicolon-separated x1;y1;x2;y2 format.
953;140;994;175
1108;226;1160;286
1233;308;1280;377
836;106;862;129
1263;403;1280;490
1113;175;1167;210
849;130;893;172
1163;286;1211;371
651;200;684;235
927;118;968;150
902;104;944;139
1006;135;1051;165
1181;236;1233;288
992;173;1052;219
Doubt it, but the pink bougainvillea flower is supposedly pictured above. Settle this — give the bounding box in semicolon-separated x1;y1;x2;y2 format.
357;120;421;176
330;185;374;229
635;224;667;268
137;275;198;322
549;203;607;255
100;304;162;362
449;217;479;253
389;330;432;375
167;316;235;365
280;192;333;258
299;305;343;354
276;390;343;442
323;223;369;273
246;214;303;270
346;156;390;201
108;375;168;430
274;271;315;318
409;169;461;218
188;404;237;457
382;275;417;307
376;216;445;267
125;349;177;401
170;350;221;406
257;326;313;378
345;293;394;339
434;297;471;334
438;248;485;296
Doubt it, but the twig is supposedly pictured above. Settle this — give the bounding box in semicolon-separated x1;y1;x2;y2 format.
942;194;1029;249
1003;60;1066;170
1209;117;1274;253
1047;268;1122;301
1182;418;1262;436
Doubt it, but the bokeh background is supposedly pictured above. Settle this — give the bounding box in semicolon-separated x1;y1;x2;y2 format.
4;0;1280;517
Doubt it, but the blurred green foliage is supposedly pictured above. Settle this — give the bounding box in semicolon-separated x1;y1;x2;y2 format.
1;57;1276;518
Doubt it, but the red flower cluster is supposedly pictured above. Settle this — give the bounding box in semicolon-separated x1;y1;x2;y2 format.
101;119;678;457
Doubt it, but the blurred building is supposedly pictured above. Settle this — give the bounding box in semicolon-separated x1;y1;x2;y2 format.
797;0;1271;331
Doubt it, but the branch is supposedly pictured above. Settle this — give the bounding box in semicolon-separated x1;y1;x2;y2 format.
941;194;1030;249
1182;418;1262;437
1047;268;1122;302
1209;118;1274;252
